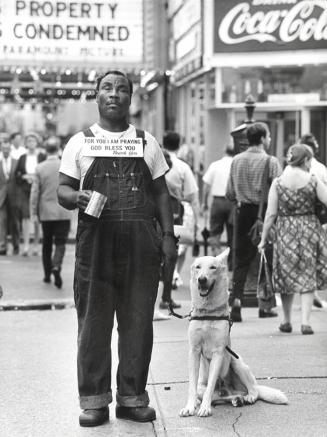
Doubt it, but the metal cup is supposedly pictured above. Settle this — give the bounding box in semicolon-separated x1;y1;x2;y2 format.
84;191;107;218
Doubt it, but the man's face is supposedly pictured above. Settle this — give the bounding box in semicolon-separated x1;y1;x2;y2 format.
1;142;11;158
12;134;22;148
96;73;131;121
25;136;38;152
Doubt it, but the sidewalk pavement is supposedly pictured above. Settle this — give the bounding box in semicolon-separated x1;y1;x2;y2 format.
0;246;327;436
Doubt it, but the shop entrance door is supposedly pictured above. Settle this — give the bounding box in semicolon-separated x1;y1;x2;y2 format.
267;111;302;166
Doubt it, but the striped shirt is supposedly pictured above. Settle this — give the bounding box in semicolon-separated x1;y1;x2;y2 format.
226;147;282;204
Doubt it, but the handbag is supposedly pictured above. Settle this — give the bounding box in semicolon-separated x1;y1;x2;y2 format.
248;156;271;246
257;251;274;302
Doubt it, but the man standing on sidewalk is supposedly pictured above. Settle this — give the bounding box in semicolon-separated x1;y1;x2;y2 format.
58;70;177;427
0;134;20;255
202;145;235;270
30;136;71;288
226;122;282;322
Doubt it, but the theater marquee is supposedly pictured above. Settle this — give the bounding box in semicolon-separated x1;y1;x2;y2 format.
214;0;327;53
0;0;143;64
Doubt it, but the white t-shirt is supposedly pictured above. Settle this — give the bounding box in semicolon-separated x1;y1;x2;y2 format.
59;123;168;187
203;155;233;197
25;154;38;175
165;152;198;201
11;145;26;160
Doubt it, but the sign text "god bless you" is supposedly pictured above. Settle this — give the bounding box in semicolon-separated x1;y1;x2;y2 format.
214;0;327;52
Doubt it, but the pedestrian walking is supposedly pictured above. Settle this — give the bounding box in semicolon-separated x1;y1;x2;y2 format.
226;122;282;322
202;145;235;270
15;132;46;256
258;144;327;335
30;136;71;288
58;69;177;427
0;134;20;255
300;133;327;309
161;131;199;304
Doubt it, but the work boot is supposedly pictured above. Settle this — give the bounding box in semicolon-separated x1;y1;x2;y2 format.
79;406;109;427
116;406;156;422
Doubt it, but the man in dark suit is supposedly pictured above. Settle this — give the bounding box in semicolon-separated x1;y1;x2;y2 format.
30;136;71;287
0;134;20;255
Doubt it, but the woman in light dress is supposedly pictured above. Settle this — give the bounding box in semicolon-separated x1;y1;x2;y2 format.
258;144;327;335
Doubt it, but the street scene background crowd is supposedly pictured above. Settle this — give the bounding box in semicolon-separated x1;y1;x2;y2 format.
0;0;327;435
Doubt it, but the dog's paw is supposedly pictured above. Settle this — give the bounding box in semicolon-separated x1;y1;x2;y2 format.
197;402;212;417
244;389;259;404
179;404;196;417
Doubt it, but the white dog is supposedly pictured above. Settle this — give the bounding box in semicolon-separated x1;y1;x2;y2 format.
180;248;288;417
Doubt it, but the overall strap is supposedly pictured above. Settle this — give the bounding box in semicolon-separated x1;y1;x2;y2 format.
83;128;95;138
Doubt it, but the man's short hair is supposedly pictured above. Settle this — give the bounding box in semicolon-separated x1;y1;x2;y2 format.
10;132;21;142
95;70;133;95
300;133;318;153
163;131;181;151
45;136;60;154
246;122;269;146
225;144;235;157
0;133;10;144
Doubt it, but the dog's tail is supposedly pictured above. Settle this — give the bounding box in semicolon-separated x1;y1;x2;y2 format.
257;385;288;404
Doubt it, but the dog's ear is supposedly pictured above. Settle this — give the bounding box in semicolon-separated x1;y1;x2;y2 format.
216;248;230;265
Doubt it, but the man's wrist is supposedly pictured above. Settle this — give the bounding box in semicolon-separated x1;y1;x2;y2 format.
162;231;179;245
162;231;175;238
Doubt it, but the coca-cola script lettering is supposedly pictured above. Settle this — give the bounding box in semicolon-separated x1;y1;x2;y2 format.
214;0;327;52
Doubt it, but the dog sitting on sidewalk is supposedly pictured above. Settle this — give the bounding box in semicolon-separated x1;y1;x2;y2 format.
180;249;288;417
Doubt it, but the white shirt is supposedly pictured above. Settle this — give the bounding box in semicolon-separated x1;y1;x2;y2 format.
165;152;198;201
1;156;12;179
203;155;233;197
59;123;168;187
310;157;327;185
11;145;26;160
25;154;38;175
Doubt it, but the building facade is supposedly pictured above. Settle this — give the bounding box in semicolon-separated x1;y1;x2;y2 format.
169;0;327;170
0;0;146;139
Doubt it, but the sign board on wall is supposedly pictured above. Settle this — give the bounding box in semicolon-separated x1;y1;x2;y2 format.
214;0;327;53
0;0;143;65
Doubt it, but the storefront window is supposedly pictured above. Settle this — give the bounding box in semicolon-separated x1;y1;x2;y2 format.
221;65;327;103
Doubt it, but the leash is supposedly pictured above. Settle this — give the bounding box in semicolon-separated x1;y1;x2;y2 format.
169;304;239;358
168;303;191;319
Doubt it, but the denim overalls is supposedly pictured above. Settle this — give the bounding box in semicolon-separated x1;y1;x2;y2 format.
74;128;162;409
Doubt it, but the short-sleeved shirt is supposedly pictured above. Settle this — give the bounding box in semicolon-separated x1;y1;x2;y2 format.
203;155;233;197
165;152;198;201
226;147;282;204
59;123;168;187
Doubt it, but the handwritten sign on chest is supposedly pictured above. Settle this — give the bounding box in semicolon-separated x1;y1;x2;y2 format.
83;137;144;157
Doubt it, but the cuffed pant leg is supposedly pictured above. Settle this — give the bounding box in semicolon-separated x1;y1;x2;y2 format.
74;222;116;410
115;221;160;407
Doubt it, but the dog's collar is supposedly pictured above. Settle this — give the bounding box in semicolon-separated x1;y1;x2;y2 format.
189;314;233;332
189;314;230;322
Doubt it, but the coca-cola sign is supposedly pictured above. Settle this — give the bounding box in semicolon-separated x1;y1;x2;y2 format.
214;0;327;52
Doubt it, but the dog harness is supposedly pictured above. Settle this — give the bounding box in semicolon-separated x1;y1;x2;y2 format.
168;305;239;359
